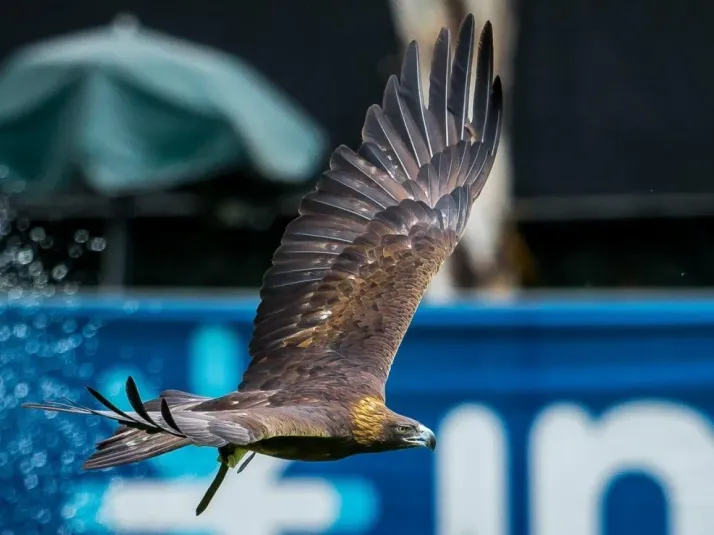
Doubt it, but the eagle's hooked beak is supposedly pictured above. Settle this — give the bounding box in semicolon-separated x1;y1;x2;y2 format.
414;424;437;450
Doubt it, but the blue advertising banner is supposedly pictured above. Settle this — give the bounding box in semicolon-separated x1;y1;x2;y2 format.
2;296;714;535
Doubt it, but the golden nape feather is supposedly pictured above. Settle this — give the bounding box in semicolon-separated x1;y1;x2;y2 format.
22;13;502;516
349;396;396;445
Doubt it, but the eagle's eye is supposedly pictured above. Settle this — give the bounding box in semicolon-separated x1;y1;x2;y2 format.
395;425;411;434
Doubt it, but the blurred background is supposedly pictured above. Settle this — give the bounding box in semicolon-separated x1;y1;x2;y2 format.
1;0;713;534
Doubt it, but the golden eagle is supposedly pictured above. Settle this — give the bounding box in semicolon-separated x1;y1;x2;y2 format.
23;13;502;515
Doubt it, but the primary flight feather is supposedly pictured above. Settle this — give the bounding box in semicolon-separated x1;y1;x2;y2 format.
23;13;503;515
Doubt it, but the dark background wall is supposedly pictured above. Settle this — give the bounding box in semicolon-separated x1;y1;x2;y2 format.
3;0;714;288
513;0;714;201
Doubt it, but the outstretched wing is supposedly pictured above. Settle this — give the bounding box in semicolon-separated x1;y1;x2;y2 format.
241;15;502;396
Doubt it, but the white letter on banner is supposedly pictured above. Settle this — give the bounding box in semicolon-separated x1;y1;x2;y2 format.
437;404;508;535
531;401;714;535
98;455;339;535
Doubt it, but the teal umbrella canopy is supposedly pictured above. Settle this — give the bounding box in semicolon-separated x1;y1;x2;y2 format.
0;18;327;197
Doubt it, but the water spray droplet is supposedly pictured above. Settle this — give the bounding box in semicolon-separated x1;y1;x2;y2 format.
87;237;106;252
29;227;45;242
17;248;33;265
73;230;89;243
67;244;83;259
51;265;68;281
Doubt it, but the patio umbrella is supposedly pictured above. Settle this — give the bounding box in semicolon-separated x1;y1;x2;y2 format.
0;15;327;197
0;15;327;287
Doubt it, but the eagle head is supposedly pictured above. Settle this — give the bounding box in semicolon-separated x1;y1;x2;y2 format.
351;397;436;451
381;417;437;451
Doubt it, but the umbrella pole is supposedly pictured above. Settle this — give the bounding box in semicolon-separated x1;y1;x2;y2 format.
101;197;133;290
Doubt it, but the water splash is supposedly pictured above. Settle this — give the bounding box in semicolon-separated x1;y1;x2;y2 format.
0;194;110;534
0;196;106;303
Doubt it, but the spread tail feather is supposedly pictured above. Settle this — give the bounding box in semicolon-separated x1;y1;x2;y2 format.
23;377;260;517
21;376;224;469
83;426;191;470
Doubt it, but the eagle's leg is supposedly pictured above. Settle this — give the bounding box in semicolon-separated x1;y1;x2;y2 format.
236;451;256;474
195;445;251;516
196;461;228;516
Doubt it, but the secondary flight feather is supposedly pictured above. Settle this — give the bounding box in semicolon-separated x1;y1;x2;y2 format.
23;13;503;515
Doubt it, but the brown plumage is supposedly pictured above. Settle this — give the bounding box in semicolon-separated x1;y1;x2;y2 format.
23;13;502;515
